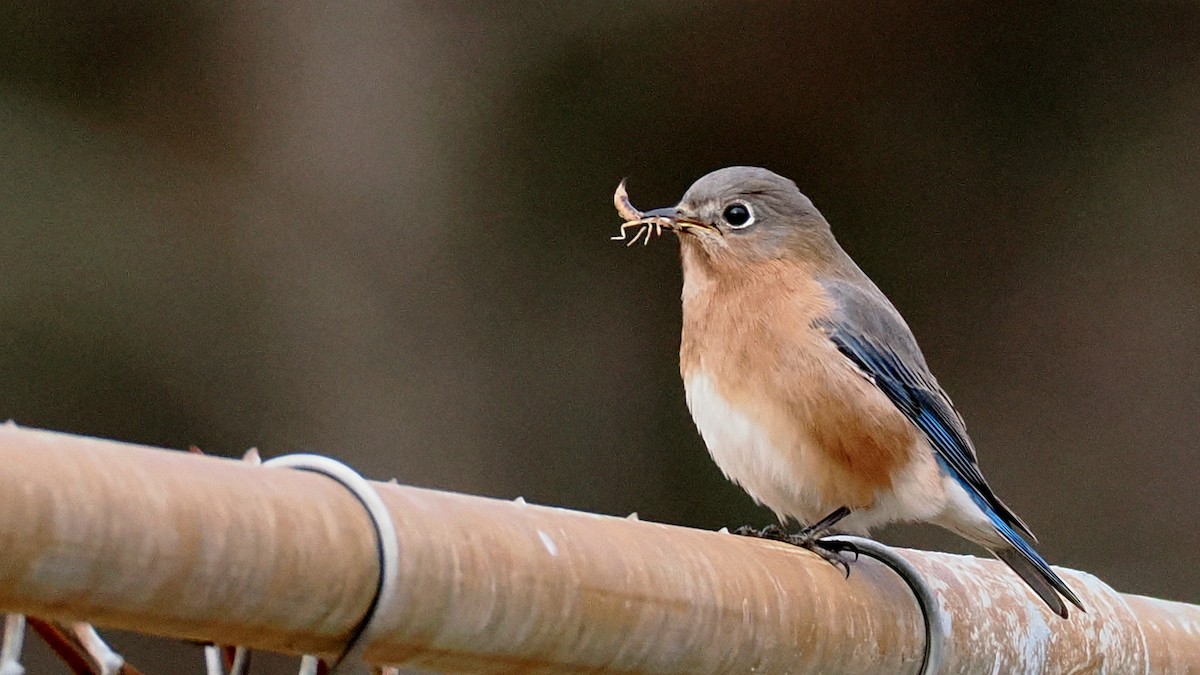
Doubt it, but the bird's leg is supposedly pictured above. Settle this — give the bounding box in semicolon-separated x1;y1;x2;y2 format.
733;506;859;576
790;506;859;575
794;506;852;542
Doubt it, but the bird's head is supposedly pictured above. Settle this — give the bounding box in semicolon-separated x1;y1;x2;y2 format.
614;166;836;272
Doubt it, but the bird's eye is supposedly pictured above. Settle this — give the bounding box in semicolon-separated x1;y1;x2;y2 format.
722;202;753;228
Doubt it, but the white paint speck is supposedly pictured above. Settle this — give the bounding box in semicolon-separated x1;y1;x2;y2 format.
537;530;558;556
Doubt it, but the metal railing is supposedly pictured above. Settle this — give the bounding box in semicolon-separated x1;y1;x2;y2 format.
0;425;1197;673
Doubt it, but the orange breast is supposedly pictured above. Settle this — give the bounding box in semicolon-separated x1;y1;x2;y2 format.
680;256;917;514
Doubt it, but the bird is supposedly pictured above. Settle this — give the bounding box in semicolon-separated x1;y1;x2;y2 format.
613;166;1083;618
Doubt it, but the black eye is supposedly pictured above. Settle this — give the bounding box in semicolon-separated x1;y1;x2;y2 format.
722;202;753;228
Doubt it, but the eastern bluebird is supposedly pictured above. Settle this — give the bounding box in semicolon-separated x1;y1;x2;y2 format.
614;166;1083;618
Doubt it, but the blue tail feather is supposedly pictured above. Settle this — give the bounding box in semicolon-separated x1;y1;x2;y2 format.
973;482;1083;617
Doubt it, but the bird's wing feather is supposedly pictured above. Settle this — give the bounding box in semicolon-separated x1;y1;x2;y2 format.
817;277;1083;617
816;278;1035;541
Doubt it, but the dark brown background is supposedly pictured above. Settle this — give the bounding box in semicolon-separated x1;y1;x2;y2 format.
3;3;1197;672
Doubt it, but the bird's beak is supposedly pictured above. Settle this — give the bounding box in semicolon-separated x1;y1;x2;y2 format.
638;207;717;235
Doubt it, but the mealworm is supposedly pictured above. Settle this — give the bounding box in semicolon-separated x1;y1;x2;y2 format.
611;178;671;246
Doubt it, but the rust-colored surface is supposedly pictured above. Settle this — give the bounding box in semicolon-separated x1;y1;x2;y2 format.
0;425;1198;673
0;425;379;655
26;618;96;675
366;489;923;673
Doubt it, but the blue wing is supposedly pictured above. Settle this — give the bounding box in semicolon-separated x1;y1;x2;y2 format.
816;278;1083;616
824;327;1034;538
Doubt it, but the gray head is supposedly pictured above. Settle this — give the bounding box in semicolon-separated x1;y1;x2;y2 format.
638;166;837;267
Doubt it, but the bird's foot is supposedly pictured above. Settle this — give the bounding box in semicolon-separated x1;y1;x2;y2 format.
734;524;858;576
795;536;860;577
732;523;789;541
732;508;859;576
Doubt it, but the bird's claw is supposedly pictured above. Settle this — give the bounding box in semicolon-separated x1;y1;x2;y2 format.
796;538;860;577
732;523;860;576
732;523;788;540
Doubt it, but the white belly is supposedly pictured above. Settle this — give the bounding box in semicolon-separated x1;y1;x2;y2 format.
684;371;947;532
685;371;821;523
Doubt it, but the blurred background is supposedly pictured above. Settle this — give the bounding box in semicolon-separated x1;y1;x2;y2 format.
2;2;1198;671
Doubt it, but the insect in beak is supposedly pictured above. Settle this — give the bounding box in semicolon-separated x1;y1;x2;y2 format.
610;179;716;247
